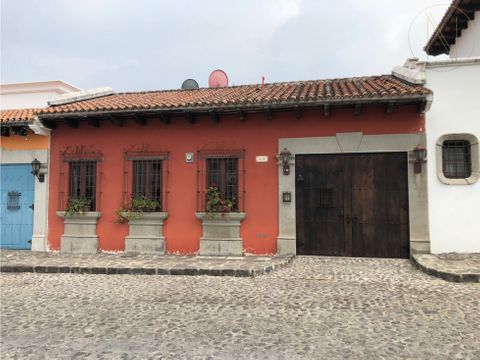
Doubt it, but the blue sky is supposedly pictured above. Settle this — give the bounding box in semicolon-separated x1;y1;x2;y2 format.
1;0;449;91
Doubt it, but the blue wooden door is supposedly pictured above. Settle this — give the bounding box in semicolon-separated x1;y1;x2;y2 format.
0;164;34;249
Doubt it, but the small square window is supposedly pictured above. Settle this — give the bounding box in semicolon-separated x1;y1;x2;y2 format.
442;140;471;179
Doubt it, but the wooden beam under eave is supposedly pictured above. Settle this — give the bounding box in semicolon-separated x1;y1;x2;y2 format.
264;107;273;120
133;114;147;126
385;101;394;114
110;116;124;127
87;117;100;128
185;112;195;124
324;104;330;117
210;111;220;124
417;101;427;114
293;105;302;119
237;109;246;122
64;118;79;128
1;126;10;137
354;103;362;116
159;113;170;125
42;120;57;129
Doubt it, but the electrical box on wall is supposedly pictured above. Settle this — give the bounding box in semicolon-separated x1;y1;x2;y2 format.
185;152;194;163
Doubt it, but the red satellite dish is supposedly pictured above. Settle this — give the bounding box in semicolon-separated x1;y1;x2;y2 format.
208;69;229;88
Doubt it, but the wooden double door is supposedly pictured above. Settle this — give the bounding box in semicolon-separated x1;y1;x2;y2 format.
295;153;410;258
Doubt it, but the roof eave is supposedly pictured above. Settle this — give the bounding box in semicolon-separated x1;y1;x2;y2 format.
37;95;431;120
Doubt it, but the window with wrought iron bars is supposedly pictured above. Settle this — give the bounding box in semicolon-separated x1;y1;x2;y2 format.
442;140;472;179
69;160;97;210
206;157;239;210
132;159;163;206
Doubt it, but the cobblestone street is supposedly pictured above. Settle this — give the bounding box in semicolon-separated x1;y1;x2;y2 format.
1;257;479;359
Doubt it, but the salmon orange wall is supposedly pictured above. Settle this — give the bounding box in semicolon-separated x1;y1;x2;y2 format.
47;105;425;254
1;132;49;150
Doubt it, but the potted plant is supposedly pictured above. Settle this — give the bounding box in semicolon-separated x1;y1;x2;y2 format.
117;196;161;223
119;195;167;254
65;196;92;215
196;187;246;256
205;186;234;214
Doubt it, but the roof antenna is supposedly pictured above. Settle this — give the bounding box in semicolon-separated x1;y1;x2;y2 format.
261;76;265;90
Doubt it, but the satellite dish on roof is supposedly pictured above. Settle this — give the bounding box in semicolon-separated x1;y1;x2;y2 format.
208;69;229;88
181;79;199;90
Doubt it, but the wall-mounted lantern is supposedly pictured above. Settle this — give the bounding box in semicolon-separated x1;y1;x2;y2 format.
278;148;292;175
413;144;427;174
31;158;45;182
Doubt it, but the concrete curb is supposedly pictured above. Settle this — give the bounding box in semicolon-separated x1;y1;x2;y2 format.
0;256;294;277
412;255;480;283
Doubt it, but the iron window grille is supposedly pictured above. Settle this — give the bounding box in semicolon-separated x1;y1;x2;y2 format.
132;159;163;206
68;160;97;210
7;191;21;209
58;146;103;211
442;140;472;179
197;147;245;212
123;147;169;211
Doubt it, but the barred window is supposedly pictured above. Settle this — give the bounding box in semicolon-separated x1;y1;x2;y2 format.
206;157;239;210
132;159;162;205
442;140;471;179
69;160;97;210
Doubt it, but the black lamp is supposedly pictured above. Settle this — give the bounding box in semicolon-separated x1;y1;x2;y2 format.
413;145;427;174
279;148;292;175
31;158;45;182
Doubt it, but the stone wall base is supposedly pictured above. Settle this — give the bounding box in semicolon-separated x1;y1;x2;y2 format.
60;235;98;254
410;240;431;255
31;235;46;252
199;238;243;256
125;237;165;254
277;237;296;256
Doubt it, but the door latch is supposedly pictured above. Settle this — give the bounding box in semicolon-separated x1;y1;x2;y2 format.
29;203;34;210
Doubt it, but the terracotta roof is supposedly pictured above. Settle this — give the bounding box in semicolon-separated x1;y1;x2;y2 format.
424;0;480;56
38;75;431;117
0;108;39;124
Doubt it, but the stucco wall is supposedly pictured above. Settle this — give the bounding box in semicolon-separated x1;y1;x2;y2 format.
0;81;81;109
1;133;49;150
449;11;480;58
425;60;480;253
47;105;424;254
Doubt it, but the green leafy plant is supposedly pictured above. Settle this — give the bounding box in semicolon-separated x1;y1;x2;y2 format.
116;195;161;223
66;197;92;215
205;186;234;213
130;196;160;212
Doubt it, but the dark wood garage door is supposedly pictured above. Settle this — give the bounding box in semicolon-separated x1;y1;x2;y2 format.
295;153;409;258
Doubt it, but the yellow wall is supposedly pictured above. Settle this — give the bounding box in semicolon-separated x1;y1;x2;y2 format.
1;131;49;150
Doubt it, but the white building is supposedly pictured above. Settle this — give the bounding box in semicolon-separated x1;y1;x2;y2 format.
1;81;81;251
1;81;81;110
394;0;480;253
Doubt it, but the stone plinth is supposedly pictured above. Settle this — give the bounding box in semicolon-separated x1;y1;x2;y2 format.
195;212;246;256
122;212;168;254
57;211;101;254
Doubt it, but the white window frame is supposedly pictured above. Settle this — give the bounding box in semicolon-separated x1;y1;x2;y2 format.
436;133;479;185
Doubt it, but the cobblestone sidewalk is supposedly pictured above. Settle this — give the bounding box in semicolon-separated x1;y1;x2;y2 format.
0;250;292;277
413;253;480;282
